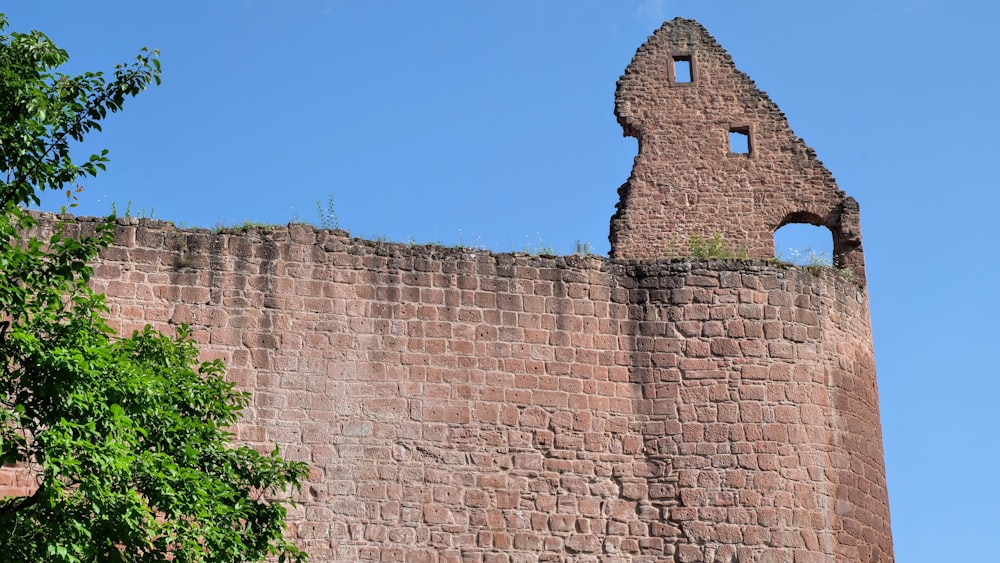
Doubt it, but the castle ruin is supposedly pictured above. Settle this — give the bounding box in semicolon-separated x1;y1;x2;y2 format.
0;18;892;562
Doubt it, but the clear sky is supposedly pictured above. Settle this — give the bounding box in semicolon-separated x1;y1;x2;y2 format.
5;1;998;560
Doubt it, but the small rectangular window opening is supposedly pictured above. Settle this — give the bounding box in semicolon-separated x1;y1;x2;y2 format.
729;127;750;155
672;56;692;83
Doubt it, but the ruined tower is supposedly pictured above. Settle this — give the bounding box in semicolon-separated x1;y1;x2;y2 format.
0;17;892;563
605;18;892;561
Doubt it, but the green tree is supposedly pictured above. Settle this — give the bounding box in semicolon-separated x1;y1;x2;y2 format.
0;14;308;562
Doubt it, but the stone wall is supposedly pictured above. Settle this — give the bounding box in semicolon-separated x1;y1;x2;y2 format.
610;19;865;281
0;217;890;561
0;17;893;562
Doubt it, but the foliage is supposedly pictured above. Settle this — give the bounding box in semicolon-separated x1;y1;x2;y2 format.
0;14;307;562
688;232;746;259
834;264;856;283
773;247;857;282
213;219;279;235
522;243;555;256
315;194;338;230
777;246;833;268
110;200;154;219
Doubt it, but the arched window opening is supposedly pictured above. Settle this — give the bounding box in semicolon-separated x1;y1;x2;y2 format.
774;222;833;266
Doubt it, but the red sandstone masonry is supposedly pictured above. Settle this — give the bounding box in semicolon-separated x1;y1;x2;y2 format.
611;19;865;282
0;17;892;563
3;216;891;562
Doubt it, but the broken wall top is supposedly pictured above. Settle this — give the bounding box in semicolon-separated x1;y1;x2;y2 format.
609;18;865;283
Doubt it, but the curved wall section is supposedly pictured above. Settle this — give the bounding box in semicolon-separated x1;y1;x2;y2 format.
624;262;890;562
0;216;892;561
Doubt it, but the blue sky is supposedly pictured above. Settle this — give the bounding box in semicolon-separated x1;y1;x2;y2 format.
6;1;999;560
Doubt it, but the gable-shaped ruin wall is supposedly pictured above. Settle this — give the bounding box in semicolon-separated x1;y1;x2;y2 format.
611;20;865;281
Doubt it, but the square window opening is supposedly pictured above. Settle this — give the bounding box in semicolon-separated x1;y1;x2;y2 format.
729;128;750;155
672;56;692;83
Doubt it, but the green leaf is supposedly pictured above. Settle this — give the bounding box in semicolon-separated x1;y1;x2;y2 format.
0;14;306;562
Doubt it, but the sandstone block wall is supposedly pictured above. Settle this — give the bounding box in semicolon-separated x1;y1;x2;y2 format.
0;17;894;563
0;217;890;561
610;19;865;280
